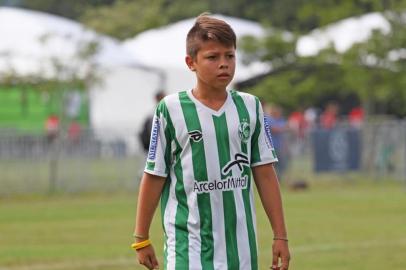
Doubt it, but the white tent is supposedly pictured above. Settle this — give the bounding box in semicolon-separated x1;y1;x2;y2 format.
122;15;271;93
0;7;136;74
296;12;391;57
0;7;161;145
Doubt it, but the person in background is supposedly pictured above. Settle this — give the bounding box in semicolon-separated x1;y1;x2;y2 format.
267;104;289;178
288;108;307;139
45;113;59;144
288;108;307;156
320;102;339;129
67;120;81;143
139;90;166;153
348;106;364;128
304;106;318;131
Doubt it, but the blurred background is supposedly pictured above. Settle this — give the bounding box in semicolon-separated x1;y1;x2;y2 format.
0;1;405;270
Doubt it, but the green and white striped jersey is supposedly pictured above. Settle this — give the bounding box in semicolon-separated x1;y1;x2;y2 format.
145;89;278;270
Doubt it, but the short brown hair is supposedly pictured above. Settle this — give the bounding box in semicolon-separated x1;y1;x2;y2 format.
186;13;237;59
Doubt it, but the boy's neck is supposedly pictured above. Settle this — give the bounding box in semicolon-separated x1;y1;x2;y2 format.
192;84;227;100
192;85;228;111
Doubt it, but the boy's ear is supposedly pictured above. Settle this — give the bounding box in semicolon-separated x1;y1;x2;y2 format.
185;55;196;71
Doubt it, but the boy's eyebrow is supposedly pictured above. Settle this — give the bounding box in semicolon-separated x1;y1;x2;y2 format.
202;49;235;54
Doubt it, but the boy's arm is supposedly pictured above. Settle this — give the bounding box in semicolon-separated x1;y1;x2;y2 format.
134;172;166;270
252;163;290;270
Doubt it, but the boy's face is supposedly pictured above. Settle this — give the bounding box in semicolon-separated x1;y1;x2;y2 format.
186;41;236;90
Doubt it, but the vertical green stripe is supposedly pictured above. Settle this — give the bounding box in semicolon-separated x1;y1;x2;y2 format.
161;178;170;270
213;113;240;270
157;100;189;269
251;98;261;164
179;91;214;270
158;99;176;231
173;139;189;269
156;101;173;269
231;90;258;270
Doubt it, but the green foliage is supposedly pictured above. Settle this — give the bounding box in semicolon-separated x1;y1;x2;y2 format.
241;30;297;67
80;0;218;39
17;0;115;19
80;0;168;40
340;11;406;115
162;0;210;22
11;0;406;39
249;63;350;111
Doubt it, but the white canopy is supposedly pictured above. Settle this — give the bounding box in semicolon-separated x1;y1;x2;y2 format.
0;7;138;78
296;12;391;57
122;15;271;92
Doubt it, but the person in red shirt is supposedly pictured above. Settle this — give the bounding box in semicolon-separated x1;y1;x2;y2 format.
45;114;60;143
68;121;81;143
288;109;307;139
348;106;364;128
320;102;339;129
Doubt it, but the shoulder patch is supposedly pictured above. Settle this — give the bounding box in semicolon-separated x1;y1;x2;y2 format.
263;116;274;149
148;116;160;160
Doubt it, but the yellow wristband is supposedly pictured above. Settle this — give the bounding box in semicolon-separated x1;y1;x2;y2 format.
131;239;151;250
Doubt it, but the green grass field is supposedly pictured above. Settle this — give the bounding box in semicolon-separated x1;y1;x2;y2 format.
0;178;405;270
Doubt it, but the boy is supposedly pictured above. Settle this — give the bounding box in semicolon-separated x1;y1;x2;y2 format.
133;14;290;270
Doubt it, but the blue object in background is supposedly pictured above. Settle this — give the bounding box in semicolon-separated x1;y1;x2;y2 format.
312;127;361;172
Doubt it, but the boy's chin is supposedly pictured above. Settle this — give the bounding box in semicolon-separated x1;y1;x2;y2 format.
215;79;233;87
214;83;231;90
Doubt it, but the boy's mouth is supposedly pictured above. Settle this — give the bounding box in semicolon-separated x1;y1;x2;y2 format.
217;73;230;78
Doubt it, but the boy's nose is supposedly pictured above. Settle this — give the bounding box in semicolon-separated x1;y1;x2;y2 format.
219;63;228;69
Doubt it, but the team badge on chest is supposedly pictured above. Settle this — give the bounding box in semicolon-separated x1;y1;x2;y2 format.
238;120;250;143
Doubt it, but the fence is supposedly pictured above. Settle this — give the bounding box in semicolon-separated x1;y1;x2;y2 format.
279;119;406;182
0;120;405;195
0;128;145;195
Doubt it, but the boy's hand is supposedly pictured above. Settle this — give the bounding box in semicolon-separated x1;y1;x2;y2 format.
271;240;290;270
136;245;159;270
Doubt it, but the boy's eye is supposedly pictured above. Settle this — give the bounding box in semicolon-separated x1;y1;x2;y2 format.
227;54;235;59
207;55;216;60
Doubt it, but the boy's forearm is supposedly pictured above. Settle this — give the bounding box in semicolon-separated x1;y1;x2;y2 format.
135;173;166;237
253;164;288;238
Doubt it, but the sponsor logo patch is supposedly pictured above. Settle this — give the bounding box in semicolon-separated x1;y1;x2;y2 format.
263;116;274;149
193;152;250;194
193;175;248;194
222;153;249;175
188;130;203;142
148;116;160;160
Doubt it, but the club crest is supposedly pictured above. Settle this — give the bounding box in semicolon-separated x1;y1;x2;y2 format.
238;121;250;143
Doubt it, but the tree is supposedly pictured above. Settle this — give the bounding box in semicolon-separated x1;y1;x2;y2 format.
341;12;406;116
80;0;169;40
15;0;115;19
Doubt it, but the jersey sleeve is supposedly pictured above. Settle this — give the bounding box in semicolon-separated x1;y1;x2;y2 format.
144;100;172;178
250;98;278;167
